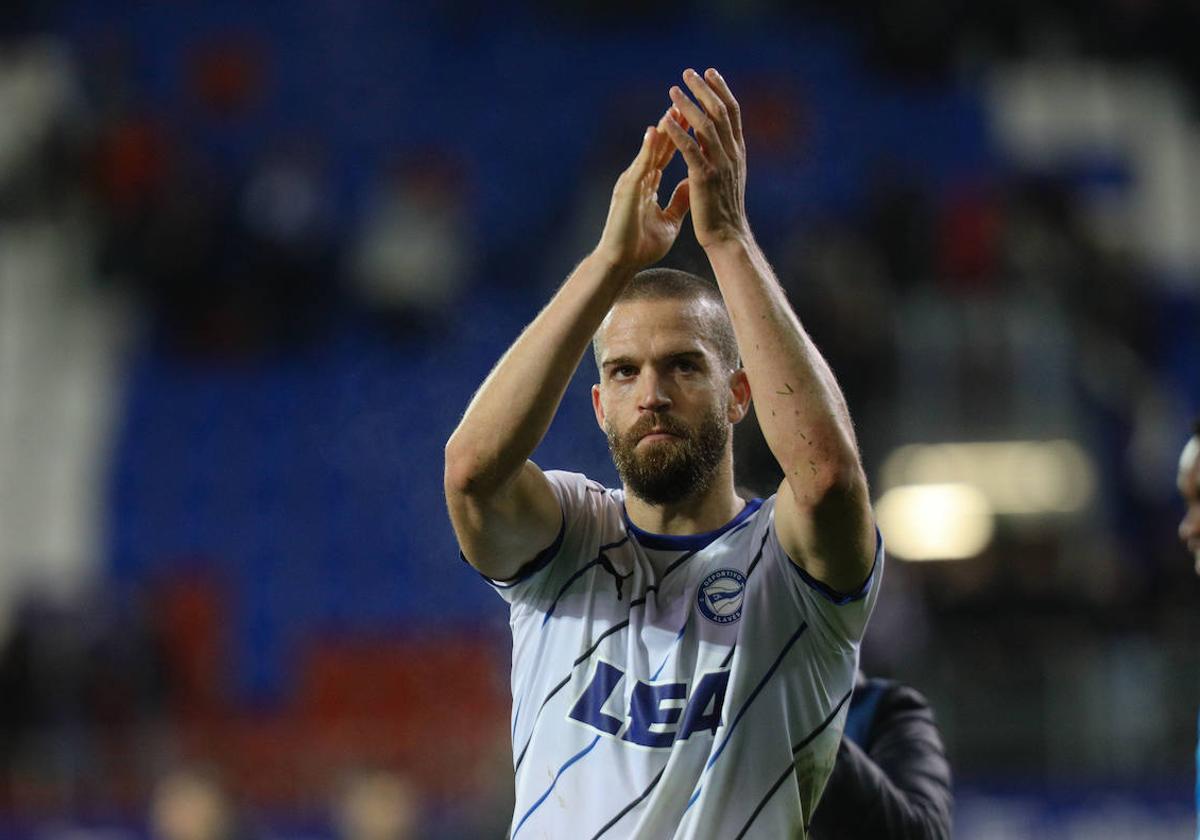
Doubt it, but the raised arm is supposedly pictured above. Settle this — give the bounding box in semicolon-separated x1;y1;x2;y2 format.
444;116;690;581
660;68;874;593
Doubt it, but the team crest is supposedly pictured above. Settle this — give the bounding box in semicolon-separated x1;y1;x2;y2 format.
696;568;746;624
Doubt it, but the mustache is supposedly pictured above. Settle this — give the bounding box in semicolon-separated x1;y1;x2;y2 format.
626;414;692;441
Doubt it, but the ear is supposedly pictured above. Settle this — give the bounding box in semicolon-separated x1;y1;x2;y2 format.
592;383;607;431
727;369;751;424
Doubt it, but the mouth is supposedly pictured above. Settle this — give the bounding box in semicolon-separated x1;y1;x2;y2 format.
639;431;681;444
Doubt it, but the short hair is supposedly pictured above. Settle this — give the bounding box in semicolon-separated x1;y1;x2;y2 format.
592;268;740;373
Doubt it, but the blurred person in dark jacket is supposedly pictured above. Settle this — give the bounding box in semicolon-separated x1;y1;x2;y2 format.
1176;416;1200;834
809;671;952;840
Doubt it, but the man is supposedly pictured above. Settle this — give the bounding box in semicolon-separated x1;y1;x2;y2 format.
1179;419;1200;577
809;672;953;839
445;68;881;839
1177;418;1200;837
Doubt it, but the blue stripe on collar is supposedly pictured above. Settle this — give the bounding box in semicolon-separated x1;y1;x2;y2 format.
622;498;763;551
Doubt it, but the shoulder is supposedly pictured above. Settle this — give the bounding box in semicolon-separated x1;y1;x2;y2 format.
543;469;614;501
859;678;946;762
852;678;937;734
542;470;622;523
487;471;625;603
871;679;935;718
757;494;882;606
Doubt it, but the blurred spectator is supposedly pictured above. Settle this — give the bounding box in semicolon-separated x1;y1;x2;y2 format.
91;137;225;352
0;590;172;809
348;151;471;337
186;33;267;121
0;31;79;217
332;768;420;840
234;144;339;350
810;671;953;839
86;97;223;353
541;89;700;290
150;766;247;840
0;600;40;791
777;219;898;465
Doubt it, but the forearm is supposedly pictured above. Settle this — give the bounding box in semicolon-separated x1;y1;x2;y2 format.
704;235;861;496
445;252;632;495
658;68;872;587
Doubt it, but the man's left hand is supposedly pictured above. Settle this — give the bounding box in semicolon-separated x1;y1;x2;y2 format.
661;67;751;250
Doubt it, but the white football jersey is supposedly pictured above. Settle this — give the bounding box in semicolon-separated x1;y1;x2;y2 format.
478;470;883;840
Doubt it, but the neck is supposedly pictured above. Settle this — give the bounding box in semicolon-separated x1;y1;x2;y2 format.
623;457;744;536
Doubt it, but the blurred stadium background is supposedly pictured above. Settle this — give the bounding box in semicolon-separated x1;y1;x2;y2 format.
1;0;1198;838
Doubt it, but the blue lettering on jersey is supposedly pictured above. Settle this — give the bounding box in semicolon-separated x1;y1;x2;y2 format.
567;661;624;735
624;680;688;748
677;670;727;738
569;662;730;748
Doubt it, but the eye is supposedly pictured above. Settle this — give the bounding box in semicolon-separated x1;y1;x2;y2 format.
611;365;637;380
672;358;698;373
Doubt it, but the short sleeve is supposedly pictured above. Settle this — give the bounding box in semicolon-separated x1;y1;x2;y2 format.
470;470;614;607
765;506;885;649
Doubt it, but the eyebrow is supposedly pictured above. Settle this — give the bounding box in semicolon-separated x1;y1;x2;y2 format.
601;356;636;371
601;350;707;370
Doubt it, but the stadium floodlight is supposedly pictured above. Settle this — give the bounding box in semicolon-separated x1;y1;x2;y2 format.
879;439;1096;516
875;482;995;561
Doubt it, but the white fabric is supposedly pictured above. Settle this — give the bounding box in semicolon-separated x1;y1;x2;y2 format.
481;470;883;840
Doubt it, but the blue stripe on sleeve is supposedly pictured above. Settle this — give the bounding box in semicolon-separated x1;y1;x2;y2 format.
787;526;882;605
475;510;567;589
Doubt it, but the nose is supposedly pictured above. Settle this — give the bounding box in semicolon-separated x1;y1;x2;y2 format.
637;368;671;413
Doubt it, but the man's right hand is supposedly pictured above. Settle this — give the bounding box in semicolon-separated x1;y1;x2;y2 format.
594;112;692;272
447;110;690;583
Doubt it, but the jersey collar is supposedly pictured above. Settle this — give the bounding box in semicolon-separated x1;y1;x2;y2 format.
622;498;763;551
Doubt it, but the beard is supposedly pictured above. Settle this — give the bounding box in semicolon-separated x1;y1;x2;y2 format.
606;405;729;506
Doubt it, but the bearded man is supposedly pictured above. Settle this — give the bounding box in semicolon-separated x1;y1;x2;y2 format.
445;68;881;839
